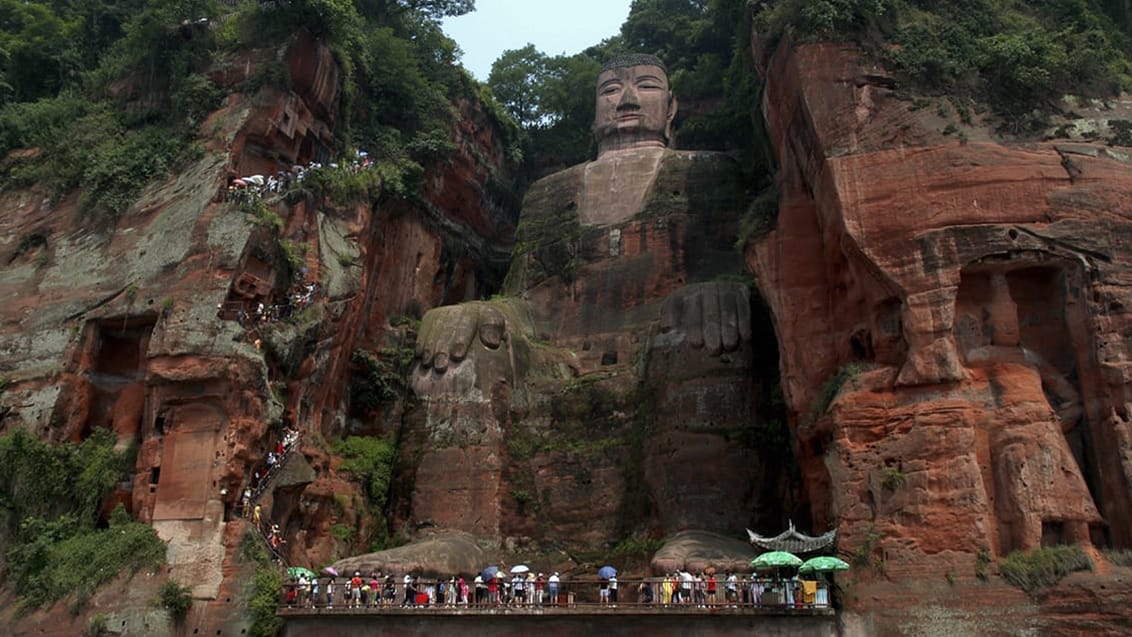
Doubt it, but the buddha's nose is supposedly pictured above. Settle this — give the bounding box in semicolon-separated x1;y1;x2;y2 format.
617;85;640;109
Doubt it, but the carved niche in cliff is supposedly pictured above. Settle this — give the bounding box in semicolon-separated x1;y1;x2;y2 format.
953;256;1103;553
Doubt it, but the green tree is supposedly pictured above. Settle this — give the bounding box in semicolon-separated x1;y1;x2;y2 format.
332;435;396;509
530;51;603;169
0;0;76;104
51;0;149;70
488;44;547;129
356;0;474;22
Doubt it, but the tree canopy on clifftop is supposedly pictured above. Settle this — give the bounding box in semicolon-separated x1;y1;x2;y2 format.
0;0;509;217
755;0;1132;127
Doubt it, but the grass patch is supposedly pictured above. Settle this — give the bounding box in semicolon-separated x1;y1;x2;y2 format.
998;545;1093;592
0;428;164;611
610;533;662;558
247;567;283;637
736;184;779;249
850;524;886;575
332;436;395;510
975;546;992;581
8;505;166;612
239;527;269;564
330;523;356;542
332;435;396;550
157;580;193;621
1101;547;1132;567
812;362;874;417
88;613;109;636
882;466;907;491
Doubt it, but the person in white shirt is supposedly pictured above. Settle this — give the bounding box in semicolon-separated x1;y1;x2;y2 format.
548;572;560;605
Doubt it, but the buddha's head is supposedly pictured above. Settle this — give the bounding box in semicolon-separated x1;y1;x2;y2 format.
593;53;677;156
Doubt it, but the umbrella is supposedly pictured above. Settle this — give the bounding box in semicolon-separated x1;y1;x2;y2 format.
482;566;499;581
598;565;617;579
799;556;850;574
510;564;530;574
288;566;316;580
751;551;803;569
323;566;339;577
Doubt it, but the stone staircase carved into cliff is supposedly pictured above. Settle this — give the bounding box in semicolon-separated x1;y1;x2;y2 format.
243;431;303;568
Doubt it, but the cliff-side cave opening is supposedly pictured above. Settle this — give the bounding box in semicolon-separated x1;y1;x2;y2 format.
80;316;156;441
1042;519;1067;547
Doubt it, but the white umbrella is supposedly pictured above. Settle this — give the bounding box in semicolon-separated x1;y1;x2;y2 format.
510;564;530;574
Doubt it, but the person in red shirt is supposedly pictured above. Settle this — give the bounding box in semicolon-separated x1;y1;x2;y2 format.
487;573;499;605
706;573;717;606
350;573;363;608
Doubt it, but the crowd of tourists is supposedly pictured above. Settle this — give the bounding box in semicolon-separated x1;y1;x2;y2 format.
241;423;301;502
282;569;832;610
225;150;374;205
236;423;303;564
234;278;320;329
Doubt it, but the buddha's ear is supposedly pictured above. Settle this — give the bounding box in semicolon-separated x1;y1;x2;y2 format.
665;94;679;144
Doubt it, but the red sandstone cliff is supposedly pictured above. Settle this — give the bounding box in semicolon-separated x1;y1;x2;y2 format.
3;14;1132;637
751;35;1132;634
0;28;517;636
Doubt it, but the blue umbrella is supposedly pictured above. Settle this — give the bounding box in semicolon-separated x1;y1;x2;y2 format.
598;565;617;579
482;565;499;581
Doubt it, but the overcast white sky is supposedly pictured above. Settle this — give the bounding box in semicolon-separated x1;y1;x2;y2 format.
442;0;634;81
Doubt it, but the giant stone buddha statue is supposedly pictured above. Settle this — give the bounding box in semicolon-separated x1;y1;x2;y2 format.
403;54;764;550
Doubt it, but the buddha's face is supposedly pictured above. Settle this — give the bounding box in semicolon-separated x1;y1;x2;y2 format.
593;64;676;156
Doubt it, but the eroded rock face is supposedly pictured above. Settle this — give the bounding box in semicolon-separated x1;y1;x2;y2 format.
751;35;1132;629
0;28;517;636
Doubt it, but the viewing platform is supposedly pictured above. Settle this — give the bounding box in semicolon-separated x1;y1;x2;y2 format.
279;604;839;637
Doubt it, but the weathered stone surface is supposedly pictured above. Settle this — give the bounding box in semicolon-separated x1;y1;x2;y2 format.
0;29;517;637
752;35;1132;632
333;531;491;578
650;530;759;575
402;143;785;553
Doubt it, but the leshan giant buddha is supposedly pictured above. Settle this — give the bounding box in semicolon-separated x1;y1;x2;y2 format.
402;54;772;554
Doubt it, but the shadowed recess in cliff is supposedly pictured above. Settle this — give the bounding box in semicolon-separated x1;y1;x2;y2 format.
70;316;157;444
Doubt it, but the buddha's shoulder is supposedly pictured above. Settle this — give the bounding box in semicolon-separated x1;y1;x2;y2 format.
520;164;588;219
525;163;588;198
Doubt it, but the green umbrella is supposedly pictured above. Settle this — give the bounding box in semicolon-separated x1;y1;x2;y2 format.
288;566;316;580
751;551;803;568
799;556;850;574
